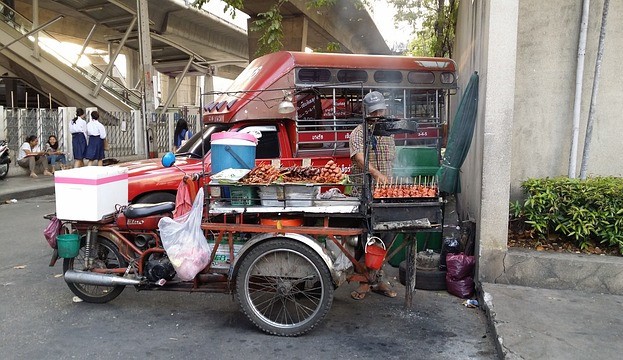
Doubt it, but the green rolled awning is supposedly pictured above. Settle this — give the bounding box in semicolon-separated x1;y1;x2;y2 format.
436;72;479;194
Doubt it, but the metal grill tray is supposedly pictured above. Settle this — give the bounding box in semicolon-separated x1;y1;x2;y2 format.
370;200;443;230
372;196;439;203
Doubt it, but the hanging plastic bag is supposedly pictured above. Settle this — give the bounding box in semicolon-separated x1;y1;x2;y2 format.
43;216;62;249
158;188;211;281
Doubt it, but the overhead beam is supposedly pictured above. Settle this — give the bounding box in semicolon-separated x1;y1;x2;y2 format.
100;15;136;25
78;3;109;13
92;16;136;97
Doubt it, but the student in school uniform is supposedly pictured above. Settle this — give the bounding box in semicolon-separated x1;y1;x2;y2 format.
84;111;107;166
69;108;88;168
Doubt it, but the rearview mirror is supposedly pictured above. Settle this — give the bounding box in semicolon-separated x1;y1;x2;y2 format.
161;152;175;168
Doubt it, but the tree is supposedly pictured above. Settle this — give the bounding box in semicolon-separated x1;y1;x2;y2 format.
389;0;458;57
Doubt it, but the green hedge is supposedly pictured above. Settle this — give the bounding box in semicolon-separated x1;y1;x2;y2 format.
510;177;623;254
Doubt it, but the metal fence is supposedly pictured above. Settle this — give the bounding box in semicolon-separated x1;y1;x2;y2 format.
0;107;201;163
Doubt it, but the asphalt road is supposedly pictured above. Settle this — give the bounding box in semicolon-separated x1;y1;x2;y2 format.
0;195;497;360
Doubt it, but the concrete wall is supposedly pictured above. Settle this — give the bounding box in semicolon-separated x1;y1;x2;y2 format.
511;0;623;199
453;0;519;282
454;0;622;282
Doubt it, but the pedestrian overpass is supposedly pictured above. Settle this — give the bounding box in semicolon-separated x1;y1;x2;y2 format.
0;0;389;114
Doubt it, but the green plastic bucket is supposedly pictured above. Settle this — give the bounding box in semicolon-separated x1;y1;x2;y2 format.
57;234;80;258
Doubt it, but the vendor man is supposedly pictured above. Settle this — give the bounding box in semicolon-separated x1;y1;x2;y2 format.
348;91;397;300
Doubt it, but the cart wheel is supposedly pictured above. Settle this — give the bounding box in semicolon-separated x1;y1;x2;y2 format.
235;238;334;336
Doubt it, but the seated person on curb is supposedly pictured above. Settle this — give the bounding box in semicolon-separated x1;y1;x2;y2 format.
348;91;397;300
45;134;68;170
17;135;53;178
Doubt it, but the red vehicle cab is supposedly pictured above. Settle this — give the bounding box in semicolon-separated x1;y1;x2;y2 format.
124;51;456;204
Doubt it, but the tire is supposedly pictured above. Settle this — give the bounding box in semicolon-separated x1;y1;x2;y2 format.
235;238;334;336
399;260;447;291
135;192;176;204
63;236;127;303
0;163;8;180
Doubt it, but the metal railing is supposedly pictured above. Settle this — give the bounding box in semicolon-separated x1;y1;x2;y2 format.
0;4;142;108
0;107;202;163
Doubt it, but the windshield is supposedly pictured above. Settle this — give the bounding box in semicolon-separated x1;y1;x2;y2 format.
175;124;231;158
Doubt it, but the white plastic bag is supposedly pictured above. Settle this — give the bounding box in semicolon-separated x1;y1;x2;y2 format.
158;188;211;281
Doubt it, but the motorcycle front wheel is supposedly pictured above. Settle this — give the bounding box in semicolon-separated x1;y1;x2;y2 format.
0;163;9;179
235;238;334;336
63;236;127;303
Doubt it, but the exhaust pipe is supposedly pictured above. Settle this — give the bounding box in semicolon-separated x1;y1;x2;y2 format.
64;270;141;286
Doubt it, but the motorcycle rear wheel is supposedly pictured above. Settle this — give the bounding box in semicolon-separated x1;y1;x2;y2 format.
235;238;334;336
63;237;127;303
0;163;8;180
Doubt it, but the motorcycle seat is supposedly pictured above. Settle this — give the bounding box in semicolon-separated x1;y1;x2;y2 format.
124;202;175;218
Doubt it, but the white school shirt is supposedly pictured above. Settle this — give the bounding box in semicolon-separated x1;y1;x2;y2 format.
17;142;40;161
69;116;88;139
86;120;107;139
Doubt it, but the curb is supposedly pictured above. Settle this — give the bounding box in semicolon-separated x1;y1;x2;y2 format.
479;284;507;359
6;185;55;201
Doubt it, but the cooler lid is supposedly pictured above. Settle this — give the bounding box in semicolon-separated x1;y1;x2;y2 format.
210;131;258;144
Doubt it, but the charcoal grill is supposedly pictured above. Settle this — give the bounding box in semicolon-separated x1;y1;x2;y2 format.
369;176;443;231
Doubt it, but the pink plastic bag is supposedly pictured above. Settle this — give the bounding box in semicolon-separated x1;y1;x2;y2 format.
446;277;474;298
446;253;476;298
43;216;62;249
158;188;211;281
446;253;475;280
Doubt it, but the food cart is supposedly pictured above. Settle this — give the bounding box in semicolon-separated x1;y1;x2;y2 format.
202;117;444;336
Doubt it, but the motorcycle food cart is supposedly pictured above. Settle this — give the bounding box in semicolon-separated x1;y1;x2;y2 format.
49;117;444;337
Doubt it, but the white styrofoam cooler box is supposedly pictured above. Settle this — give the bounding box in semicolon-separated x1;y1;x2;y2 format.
55;166;128;221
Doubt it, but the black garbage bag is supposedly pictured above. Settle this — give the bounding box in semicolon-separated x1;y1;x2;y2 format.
446;253;475;298
440;236;461;270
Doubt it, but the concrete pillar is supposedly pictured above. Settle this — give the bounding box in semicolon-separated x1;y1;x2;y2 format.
175;76;197;106
125;50;140;90
203;74;215;104
33;0;39;59
137;0;157;158
166;76;177;108
132;109;144;156
247;15;308;59
0;106;5;140
473;0;519;282
188;76;197;105
282;16;308;51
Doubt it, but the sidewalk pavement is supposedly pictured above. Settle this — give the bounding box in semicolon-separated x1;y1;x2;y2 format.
0;171;55;203
2;170;622;359
481;283;623;359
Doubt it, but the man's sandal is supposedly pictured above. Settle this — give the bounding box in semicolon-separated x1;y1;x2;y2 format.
371;284;397;298
351;284;371;300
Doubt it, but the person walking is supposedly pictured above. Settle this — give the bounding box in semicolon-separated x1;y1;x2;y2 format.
348;91;397;300
84;111;106;166
45;134;68;170
173;118;192;151
16;135;53;178
69;108;88;168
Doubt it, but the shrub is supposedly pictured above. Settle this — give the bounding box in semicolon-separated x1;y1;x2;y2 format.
511;177;623;254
